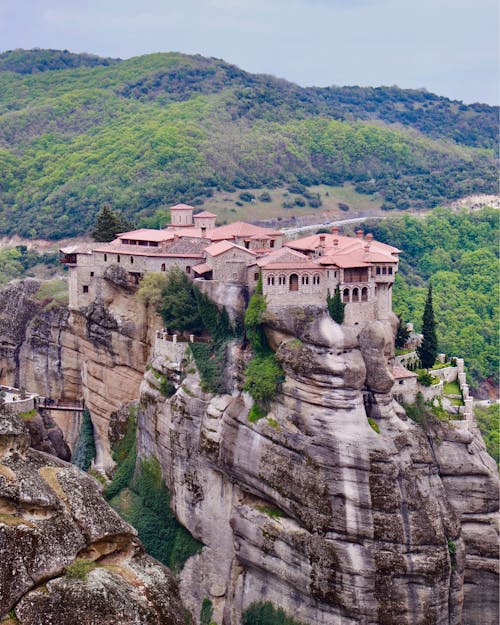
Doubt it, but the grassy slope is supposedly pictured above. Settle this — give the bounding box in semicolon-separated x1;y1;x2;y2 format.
0;51;497;239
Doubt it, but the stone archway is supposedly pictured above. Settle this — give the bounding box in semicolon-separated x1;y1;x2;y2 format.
289;274;299;291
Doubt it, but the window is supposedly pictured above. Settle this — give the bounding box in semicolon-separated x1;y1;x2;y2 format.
104;254;107;262
130;256;134;264
117;255;120;263
232;272;238;281
343;288;350;303
399;380;404;385
270;240;275;248
289;274;299;291
313;274;320;285
382;266;387;275
388;267;393;275
376;266;381;275
302;275;309;285
244;241;250;249
361;287;368;302
254;272;259;281
186;266;191;274
267;275;275;286
352;288;359;302
82;285;89;294
161;264;166;272
90;272;94;277
279;274;286;285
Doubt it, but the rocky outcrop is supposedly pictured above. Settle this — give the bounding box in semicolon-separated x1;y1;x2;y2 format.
0;405;186;624
137;305;499;625
0;279;161;472
21;409;71;461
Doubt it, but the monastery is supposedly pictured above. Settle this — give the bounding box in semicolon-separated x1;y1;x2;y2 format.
60;203;400;325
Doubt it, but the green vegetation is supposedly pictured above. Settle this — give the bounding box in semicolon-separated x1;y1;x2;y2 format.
365;208;499;387
34;279;68;306
243;276;285;416
159;268;203;334
367;417;380;433
110;456;202;571
0;246;60;288
475;404;499;468
137;272;169;308
326;286;345;324
447;539;456;556
200;598;214;625
395;315;410;349
104;407;201;570
418;285;438;369
257;504;285;519
243;602;309;625
65;558;97;580
71;409;96;471
417;370;437;387
91;204;132;242
18;409;37;420
443;380;461;395
0;51;496;239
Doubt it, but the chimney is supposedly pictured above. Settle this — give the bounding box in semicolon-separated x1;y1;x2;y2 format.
333;238;338;247
331;226;339;235
319;235;326;246
201;226;207;238
356;229;364;238
366;233;373;243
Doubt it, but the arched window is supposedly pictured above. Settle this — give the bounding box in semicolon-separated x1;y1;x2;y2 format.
302;274;309;285
104;254;107;262
267;275;275;286
161;263;166;271
313;274;320;285
186;266;191;274
343;288;350;303
279;274;286;285
361;287;368;301
289;274;299;291
352;288;359;302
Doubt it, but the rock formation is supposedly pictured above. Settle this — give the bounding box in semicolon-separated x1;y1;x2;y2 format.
137;305;499;625
0;405;186;625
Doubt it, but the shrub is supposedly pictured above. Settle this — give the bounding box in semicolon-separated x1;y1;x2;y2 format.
367;417;380;433
248;403;267;422
200;598;214;625
417;370;434;387
239;192;255;202
65;559;96;580
308;198;322;208
159;267;203;334
243;602;309;625
258;191;272;202
338;202;350;212
137;272;169;309
327;287;345;324
71;409;96;471
243;354;284;405
294;197;306;207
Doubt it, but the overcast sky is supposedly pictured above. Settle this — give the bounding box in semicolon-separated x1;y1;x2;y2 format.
0;0;498;104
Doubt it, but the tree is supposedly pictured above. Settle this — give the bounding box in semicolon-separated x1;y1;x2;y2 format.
327;287;345;324
417;284;438;368
395;315;410;348
91;204;132;242
159;267;202;333
137;272;169;309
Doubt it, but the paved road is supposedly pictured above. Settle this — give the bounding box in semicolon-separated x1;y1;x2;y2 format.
281;216;372;235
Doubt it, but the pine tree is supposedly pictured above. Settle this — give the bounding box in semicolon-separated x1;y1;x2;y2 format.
327;287;345;324
91;204;132;242
395;315;410;348
417;284;438;369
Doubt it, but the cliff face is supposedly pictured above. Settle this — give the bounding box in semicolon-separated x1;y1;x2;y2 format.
0;278;160;471
137;306;499;625
0;406;186;625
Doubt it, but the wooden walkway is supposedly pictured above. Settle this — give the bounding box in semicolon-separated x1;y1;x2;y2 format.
37;400;85;412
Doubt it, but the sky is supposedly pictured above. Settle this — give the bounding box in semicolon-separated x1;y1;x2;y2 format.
0;0;498;105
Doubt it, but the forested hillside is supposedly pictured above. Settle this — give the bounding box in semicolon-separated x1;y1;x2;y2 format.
364;207;499;388
0;49;497;239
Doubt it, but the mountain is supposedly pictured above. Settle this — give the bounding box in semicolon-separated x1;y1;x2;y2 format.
0;49;497;239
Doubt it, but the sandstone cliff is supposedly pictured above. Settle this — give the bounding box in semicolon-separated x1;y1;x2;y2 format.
0;278;161;472
137;305;499;625
0;405;186;625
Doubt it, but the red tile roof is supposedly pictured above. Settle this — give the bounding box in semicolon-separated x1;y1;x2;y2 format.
205;240;257;257
116;229;175;243
170;203;194;211
193;211;217;218
392;366;417;379
258;248;319;270
193;263;211;274
210;221;282;241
